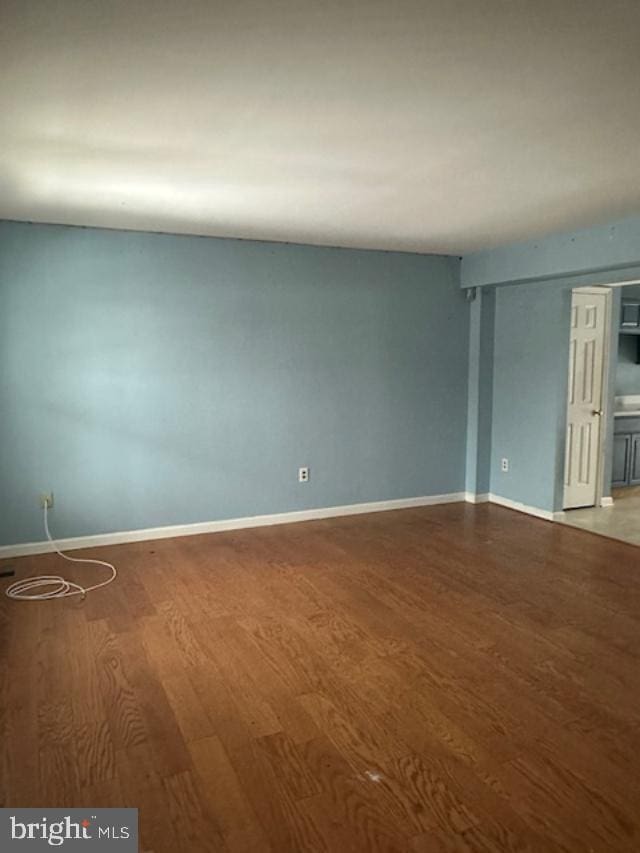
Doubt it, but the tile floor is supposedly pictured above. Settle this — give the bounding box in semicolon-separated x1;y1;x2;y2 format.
559;487;640;547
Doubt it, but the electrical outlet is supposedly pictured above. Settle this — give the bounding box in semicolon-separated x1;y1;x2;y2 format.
298;466;310;483
39;492;54;509
501;458;509;473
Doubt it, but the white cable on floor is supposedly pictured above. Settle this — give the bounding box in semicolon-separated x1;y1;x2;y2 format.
4;504;117;601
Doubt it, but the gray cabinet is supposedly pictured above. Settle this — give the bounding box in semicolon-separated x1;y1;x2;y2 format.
620;300;640;330
613;434;632;487
632;436;640;485
620;301;640;363
613;420;640;486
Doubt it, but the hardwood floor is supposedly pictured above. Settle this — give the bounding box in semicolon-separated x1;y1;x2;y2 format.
2;502;640;851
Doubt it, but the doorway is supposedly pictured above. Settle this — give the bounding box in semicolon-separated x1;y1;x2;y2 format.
563;287;610;510
557;281;640;546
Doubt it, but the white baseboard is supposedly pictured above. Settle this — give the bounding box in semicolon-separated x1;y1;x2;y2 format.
487;493;555;521
0;491;467;559
465;490;554;519
464;492;490;504
600;496;614;508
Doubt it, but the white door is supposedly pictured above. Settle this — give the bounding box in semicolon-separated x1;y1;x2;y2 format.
563;290;607;509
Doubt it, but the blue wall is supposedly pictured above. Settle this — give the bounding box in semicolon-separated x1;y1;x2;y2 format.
485;280;620;514
0;221;469;546
465;288;495;496
490;282;571;513
462;215;640;288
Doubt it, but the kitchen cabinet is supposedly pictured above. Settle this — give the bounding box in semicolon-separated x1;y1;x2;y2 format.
612;434;632;487
619;300;640;362
613;417;640;486
620;300;640;330
632;435;640;485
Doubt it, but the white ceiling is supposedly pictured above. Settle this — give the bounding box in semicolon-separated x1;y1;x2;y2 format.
2;0;640;254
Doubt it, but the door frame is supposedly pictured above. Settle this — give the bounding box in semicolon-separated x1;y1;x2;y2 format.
563;286;613;510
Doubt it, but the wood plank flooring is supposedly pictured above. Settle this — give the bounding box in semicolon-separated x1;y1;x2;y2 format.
2;502;640;851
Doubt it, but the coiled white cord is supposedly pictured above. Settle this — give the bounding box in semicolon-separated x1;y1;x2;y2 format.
4;504;117;601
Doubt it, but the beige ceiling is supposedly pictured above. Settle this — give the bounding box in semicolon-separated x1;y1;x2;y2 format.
1;0;640;254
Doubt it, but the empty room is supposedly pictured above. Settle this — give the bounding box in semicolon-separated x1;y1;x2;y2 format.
2;1;640;851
